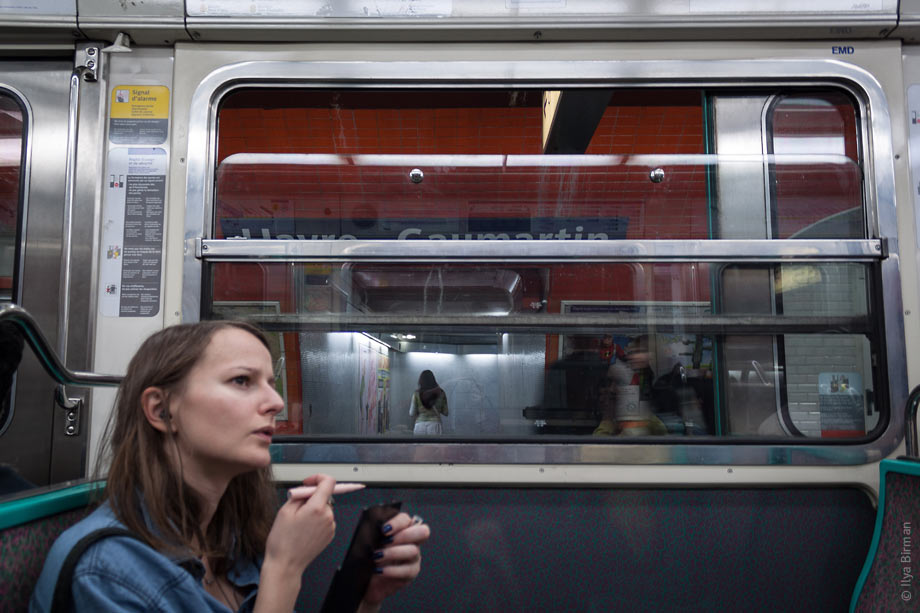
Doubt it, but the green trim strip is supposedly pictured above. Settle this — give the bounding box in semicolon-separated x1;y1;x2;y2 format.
850;459;920;612
700;90;723;436
0;481;103;531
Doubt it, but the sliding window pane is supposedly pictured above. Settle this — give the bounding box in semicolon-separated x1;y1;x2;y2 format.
206;260;878;440
214;88;863;242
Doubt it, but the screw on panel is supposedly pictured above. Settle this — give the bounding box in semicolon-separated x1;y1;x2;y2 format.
87;48;96;56
409;168;424;184
649;168;665;183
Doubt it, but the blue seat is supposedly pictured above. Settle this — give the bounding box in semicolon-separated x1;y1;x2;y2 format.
850;384;920;612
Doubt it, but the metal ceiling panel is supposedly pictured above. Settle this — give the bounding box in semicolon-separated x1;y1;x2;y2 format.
184;0;899;42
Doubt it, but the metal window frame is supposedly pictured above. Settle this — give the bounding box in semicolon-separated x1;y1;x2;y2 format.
0;84;32;320
182;59;905;465
0;84;30;438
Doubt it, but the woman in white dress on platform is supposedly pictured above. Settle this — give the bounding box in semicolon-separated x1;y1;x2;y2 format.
409;370;448;435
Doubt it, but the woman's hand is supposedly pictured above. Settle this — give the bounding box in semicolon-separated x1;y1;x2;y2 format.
361;512;431;607
256;475;337;613
264;474;337;574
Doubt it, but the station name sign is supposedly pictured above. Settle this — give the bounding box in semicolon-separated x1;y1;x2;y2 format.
220;217;628;241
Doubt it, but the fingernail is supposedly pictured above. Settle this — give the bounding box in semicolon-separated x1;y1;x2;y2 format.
381;523;393;534
411;515;424;525
382;536;394;545
374;567;384;574
373;550;384;560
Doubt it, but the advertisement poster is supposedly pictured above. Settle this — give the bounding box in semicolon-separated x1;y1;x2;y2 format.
359;345;377;434
358;342;391;434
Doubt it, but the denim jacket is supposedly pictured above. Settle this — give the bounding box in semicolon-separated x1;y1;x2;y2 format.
29;501;261;612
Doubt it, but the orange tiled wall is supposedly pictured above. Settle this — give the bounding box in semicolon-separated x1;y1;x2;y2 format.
211;89;862;383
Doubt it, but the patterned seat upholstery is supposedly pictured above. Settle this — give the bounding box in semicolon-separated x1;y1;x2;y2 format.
852;460;920;612
0;507;89;613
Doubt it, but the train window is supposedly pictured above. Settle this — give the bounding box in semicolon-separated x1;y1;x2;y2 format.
202;85;883;444
768;92;863;239
0;91;23;303
0;91;23;437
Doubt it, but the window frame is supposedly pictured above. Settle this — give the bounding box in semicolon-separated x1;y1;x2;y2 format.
0;85;30;439
182;59;904;465
0;86;30;306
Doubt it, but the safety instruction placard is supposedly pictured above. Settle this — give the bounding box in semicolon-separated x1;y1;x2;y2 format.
109;85;169;145
99;148;166;317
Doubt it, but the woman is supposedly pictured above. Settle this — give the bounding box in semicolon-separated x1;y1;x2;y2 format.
408;370;448;435
30;321;429;612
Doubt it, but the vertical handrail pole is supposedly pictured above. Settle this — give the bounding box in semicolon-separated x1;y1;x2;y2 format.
57;67;86;369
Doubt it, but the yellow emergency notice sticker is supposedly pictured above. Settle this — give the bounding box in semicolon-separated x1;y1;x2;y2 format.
109;85;170;144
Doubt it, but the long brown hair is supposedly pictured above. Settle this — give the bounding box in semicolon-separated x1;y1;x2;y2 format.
416;369;443;409
96;320;276;573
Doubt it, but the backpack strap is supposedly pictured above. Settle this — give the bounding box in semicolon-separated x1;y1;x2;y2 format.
50;527;141;612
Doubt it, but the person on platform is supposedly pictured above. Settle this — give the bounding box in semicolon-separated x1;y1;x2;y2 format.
409;370;449;435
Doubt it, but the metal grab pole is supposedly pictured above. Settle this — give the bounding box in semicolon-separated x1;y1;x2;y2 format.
58;64;93;372
53;48;100;433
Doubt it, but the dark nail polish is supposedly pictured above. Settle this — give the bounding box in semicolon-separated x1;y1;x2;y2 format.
381;523;393;534
382;536;394;545
373;550;384;560
374;567;384;574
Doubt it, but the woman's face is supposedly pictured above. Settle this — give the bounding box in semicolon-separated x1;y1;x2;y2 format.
167;327;283;483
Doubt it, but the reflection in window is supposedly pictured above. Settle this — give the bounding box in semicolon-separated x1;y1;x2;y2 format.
215;88;862;243
208;261;877;440
770;92;863;239
207;85;878;443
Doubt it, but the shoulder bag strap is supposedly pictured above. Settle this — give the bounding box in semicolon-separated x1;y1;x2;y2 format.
50;527;140;613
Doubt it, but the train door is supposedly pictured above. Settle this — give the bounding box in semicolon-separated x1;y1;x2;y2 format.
0;45;107;488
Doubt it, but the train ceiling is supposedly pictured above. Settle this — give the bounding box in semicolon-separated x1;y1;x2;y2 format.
4;0;920;46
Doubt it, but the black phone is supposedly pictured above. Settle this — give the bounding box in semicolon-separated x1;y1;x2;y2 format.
320;501;402;613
